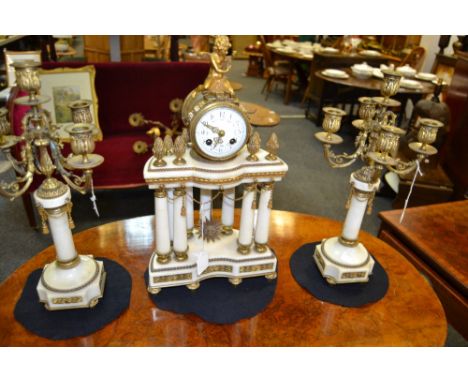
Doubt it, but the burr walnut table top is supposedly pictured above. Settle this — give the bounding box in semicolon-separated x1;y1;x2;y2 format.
0;210;446;346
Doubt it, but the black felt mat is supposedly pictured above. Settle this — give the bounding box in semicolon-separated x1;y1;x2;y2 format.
290;242;388;307
145;268;277;325
14;258;131;340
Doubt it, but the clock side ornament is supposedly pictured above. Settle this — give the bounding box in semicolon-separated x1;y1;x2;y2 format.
314;70;442;284
0;61;105;310
144;36;288;293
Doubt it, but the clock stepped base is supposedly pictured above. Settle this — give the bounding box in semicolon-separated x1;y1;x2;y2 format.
147;229;277;293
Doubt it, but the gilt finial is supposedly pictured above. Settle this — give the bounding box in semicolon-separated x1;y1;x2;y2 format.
265;132;279;161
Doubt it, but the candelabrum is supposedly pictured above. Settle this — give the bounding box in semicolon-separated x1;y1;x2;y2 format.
0;60;106;310
314;70;443;284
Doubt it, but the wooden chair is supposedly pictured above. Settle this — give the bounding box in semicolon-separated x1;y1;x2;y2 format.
259;35;293;101
399;46;426;70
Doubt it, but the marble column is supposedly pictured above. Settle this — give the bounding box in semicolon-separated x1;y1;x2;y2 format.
199;189;212;224
237;183;256;254
185;186;194;237
47;205;78;264
154;188;171;264
167;188;174;242
254;183;273;252
173;187;188;261
340;186;372;246
221;187;235;235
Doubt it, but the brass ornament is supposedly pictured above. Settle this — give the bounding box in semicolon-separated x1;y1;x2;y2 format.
152;137;166;167
181;128;190;145
66;201;75;229
36;178;68;199
247;132;261;161
129;113;145;127
198;218;223;243
68;100;93;125
265;133;279;161
169;98;183;113
132;140;149;154
37;205;49;234
163;135;174;155
173;136;187;165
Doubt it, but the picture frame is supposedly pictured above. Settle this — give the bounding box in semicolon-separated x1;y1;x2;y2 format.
4;49;42;87
38;65;103;141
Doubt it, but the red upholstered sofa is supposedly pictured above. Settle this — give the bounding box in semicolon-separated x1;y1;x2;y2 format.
9;61;209;225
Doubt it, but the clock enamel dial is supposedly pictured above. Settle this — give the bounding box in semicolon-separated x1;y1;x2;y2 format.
190;101;251;161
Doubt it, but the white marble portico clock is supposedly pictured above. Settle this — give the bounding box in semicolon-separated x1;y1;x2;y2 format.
189;100;251;161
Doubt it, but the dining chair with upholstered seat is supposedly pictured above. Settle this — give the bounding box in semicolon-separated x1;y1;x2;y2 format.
259;35;294;101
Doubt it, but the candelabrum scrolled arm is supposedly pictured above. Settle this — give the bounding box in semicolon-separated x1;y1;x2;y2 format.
384;157;422;175
323;132;368;169
0;168;34;200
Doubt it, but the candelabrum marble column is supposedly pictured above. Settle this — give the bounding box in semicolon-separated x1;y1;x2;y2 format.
237;183;256;254
173;187;188;261
154;188;172;264
314;172;379;284
35;183;105;310
200;188;212;224
185;186;194;237
167;188;174;242
221;187;235;235
254;183;273;252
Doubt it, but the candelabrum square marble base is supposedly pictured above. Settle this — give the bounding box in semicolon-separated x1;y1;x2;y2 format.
147;228;277;294
36;255;106;310
314;237;375;284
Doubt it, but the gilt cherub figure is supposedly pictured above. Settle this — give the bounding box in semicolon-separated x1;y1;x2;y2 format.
203;35;234;96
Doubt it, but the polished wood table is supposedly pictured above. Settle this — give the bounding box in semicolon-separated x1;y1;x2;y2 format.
308;68;434;124
0;210;447;346
379;201;468;340
240;101;280;127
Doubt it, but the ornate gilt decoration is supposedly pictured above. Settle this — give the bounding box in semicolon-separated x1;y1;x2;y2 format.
68;100;93;124
152;273;192;283
247;132;261;161
51;296;83;304
173;136;187;165
239;263;274;273
152;137;166;167
265;133;279;161
181;128;190;145
203;35;234;96
202;265;233;274
163;135;174;155
198;218;223;242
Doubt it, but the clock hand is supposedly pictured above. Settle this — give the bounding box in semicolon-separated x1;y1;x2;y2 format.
202;121;225;137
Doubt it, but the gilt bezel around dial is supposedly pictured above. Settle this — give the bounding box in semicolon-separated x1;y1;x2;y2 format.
189;100;252;161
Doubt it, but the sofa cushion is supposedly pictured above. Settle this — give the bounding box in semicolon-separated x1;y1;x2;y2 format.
92;132;154;188
42;62;210;136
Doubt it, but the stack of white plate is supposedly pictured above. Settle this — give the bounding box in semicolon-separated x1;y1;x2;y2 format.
322;69;349;79
415;72;438;82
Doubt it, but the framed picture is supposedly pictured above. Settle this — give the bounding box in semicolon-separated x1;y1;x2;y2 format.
38;65;102;141
4;49;42;87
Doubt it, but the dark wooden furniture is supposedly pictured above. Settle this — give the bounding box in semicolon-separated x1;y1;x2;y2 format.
379;201;468;340
392;165;453;209
431;53;457;85
308;68;434;124
443;53;468;200
302;51;399;108
0;210;446;346
244;51;264;77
